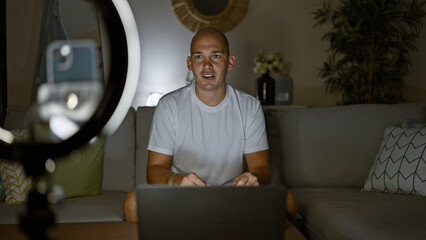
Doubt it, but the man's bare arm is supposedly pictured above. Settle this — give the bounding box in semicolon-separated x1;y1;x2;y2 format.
232;150;270;186
147;150;208;186
146;150;174;184
246;150;271;184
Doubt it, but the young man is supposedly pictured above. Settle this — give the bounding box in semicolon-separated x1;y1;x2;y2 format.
124;27;271;221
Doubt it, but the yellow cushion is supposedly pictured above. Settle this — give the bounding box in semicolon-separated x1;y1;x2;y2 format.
0;129;32;204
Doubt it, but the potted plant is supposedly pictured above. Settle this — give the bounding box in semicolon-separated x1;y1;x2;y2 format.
313;0;426;104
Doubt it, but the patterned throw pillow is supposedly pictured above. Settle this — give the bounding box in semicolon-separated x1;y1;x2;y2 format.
0;175;5;201
363;125;426;196
0;129;32;204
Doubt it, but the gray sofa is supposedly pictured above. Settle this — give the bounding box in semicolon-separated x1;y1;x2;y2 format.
264;103;426;240
1;103;425;240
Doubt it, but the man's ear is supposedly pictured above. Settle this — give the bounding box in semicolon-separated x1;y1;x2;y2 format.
228;54;235;70
187;56;192;70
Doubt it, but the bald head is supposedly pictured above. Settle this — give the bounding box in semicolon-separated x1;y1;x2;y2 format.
190;27;230;55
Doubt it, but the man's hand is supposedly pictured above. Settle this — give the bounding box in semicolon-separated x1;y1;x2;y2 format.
232;172;259;186
169;172;209;186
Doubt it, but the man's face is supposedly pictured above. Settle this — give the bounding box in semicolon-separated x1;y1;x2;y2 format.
187;32;235;92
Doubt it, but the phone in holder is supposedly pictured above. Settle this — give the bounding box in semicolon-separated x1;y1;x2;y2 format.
38;40;103;139
47;40;100;84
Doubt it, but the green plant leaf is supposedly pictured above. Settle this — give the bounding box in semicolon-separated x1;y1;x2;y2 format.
313;0;426;104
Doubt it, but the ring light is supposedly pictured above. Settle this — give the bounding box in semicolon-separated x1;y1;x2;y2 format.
0;1;140;238
0;0;140;175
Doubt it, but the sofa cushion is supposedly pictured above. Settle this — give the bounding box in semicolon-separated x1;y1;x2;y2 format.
292;187;426;240
265;103;425;188
263;108;286;185
102;108;136;192
0;191;127;224
363;125;426;196
0;201;25;224
52;191;127;223
135;107;155;185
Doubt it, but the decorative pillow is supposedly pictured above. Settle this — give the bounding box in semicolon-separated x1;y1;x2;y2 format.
0;179;5;201
0;129;32;204
35;124;104;198
363;125;426;196
46;136;104;198
0;167;4;201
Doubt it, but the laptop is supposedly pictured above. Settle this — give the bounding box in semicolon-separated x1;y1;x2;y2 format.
136;185;287;240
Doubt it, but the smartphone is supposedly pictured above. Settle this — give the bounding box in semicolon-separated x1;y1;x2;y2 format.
46;39;100;84
38;40;103;125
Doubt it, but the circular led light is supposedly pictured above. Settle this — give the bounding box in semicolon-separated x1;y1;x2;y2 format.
60;44;71;56
66;93;79;110
103;0;141;135
45;159;56;173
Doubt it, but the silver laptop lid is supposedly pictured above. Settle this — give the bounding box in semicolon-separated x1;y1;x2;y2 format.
136;185;287;240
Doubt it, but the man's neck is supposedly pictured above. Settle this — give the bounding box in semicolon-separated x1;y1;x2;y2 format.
195;84;227;107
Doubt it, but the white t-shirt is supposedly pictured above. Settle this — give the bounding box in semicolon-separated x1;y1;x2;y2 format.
148;83;268;185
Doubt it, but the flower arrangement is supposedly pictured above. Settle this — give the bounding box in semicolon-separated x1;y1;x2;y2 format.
253;51;283;75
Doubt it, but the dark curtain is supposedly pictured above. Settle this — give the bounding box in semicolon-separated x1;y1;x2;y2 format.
0;0;6;127
31;0;69;102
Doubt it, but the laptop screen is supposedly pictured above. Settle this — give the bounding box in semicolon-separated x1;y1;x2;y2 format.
136;185;287;240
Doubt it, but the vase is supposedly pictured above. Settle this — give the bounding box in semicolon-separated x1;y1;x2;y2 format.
256;73;275;105
275;75;293;105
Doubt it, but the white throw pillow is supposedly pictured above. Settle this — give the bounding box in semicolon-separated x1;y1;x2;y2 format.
363;125;426;196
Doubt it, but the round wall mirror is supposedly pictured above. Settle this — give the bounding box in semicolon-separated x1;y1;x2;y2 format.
192;0;229;16
171;0;249;33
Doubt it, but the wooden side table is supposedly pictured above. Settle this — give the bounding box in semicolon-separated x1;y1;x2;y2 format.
0;220;306;240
